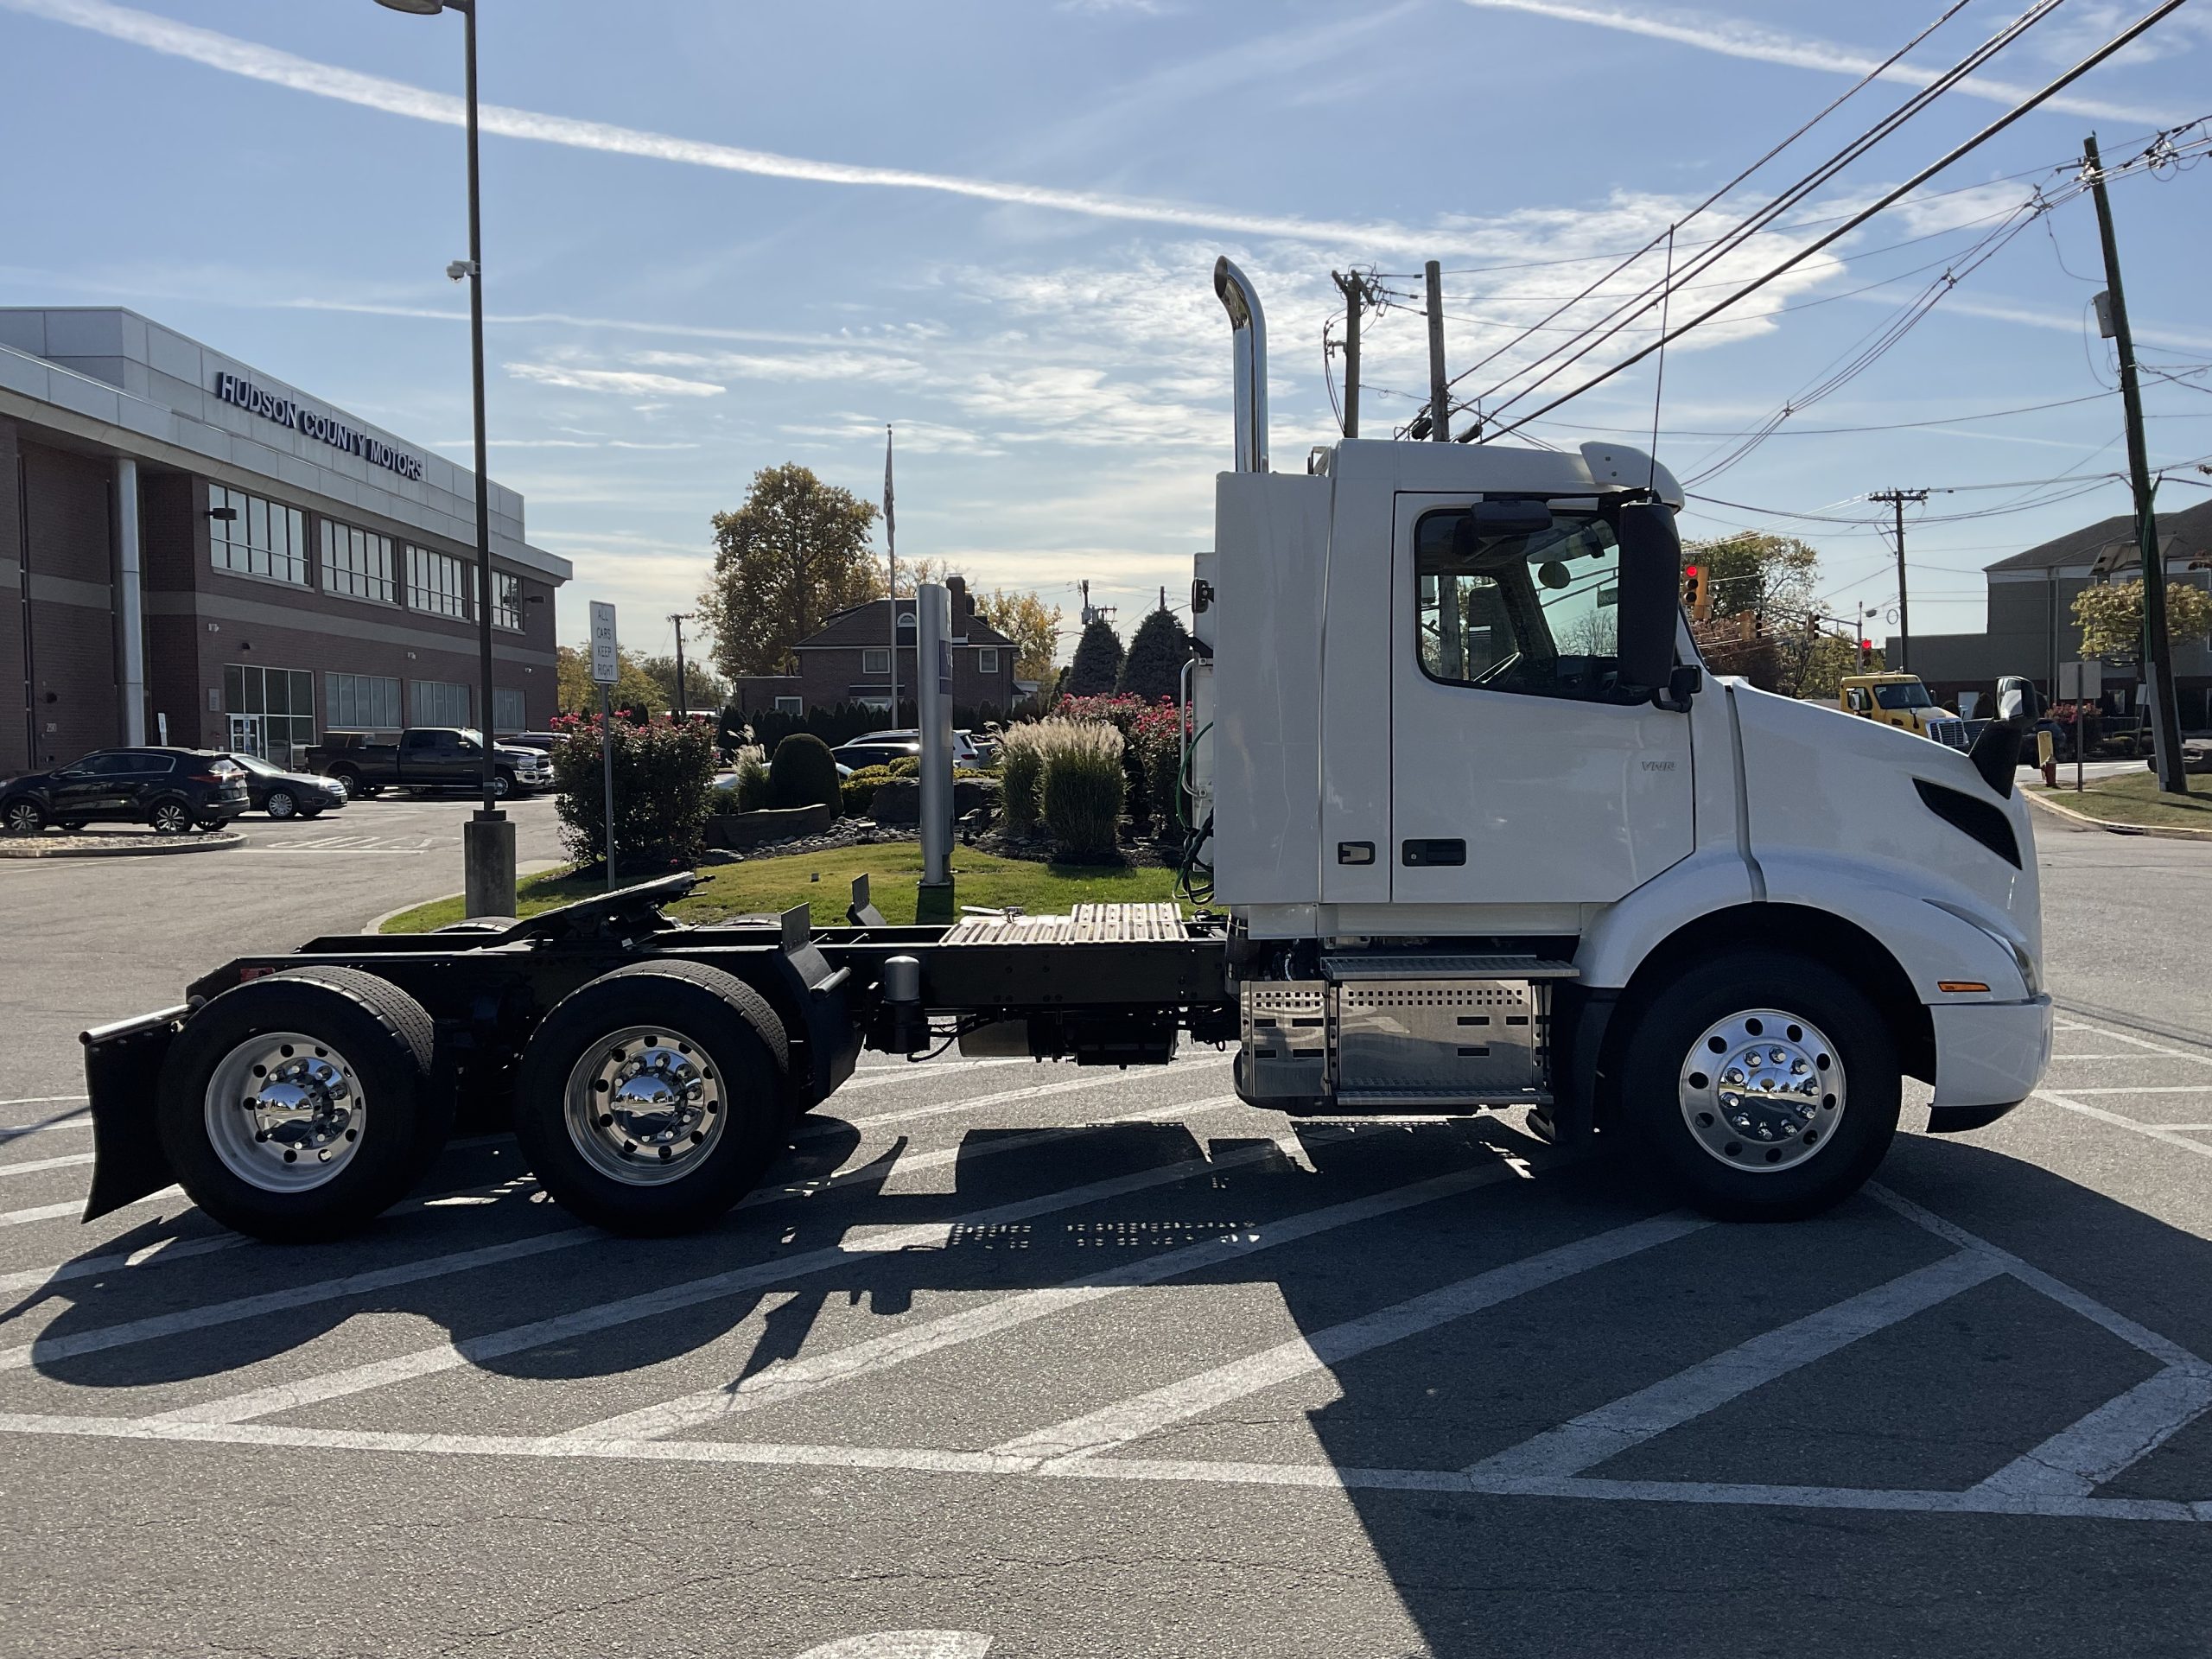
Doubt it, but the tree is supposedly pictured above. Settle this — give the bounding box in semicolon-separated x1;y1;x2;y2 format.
1117;606;1191;702
1064;616;1124;696
976;587;1065;685
1793;634;1884;702
1682;531;1820;623
636;652;728;713
890;556;963;594
701;464;880;680
2072;577;2212;659
554;642;667;717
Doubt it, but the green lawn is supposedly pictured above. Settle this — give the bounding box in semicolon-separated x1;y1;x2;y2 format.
380;842;1182;932
2032;767;2212;832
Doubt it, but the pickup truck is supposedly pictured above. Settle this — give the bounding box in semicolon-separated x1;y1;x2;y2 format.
307;728;552;798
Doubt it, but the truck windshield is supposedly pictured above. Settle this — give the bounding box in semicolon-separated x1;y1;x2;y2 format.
1872;683;1933;711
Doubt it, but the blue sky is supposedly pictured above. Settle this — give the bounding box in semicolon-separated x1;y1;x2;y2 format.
3;0;2209;665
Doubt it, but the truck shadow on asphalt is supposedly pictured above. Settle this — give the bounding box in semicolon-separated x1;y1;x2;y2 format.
10;1115;2212;1655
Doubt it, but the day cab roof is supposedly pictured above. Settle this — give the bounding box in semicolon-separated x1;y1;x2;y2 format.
1312;436;1686;509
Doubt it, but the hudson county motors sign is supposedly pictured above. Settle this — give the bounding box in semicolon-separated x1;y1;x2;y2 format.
213;371;426;482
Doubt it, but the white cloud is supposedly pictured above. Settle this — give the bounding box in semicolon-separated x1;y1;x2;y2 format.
1459;0;2184;124
628;348;925;384
3;0;1495;257
505;363;725;397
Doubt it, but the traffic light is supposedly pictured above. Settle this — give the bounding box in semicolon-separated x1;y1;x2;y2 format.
1681;563;1711;621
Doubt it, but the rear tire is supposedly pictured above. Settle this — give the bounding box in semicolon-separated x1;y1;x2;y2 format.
149;798;193;835
513;959;789;1236
156;966;440;1243
1617;949;1898;1222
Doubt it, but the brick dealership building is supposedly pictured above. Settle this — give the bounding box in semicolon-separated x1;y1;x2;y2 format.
1;307;569;776
729;576;1020;719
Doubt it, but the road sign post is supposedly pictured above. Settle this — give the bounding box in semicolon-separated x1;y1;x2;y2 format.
590;601;619;891
2059;660;2103;793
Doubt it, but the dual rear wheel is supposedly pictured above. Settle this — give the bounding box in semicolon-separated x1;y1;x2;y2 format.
159;959;791;1243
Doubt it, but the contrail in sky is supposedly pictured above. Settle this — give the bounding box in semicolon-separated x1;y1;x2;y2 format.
3;0;1464;256
1460;0;2180;124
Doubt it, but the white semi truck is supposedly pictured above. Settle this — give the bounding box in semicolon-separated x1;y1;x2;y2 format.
77;259;2051;1243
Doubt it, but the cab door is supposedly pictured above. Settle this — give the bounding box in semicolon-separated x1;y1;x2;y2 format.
1389;494;1694;906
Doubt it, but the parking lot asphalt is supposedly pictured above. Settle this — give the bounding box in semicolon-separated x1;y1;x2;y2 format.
1;813;2209;1657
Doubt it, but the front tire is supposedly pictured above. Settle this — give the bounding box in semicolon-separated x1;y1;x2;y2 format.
4;798;46;835
513;959;789;1236
492;770;515;799
266;788;298;820
1617;949;1899;1222
156;966;441;1243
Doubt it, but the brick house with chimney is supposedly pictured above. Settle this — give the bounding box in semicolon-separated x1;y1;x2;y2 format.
730;575;1019;718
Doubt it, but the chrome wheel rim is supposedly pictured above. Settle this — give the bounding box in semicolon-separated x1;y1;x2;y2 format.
1678;1007;1844;1173
563;1025;727;1185
4;803;38;834
268;791;295;818
152;803;188;833
205;1031;366;1192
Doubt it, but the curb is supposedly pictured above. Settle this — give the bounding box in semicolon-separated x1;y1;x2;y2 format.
364;858;564;933
0;830;246;861
2025;788;2212;842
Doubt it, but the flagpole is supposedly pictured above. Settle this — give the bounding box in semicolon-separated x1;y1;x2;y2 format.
885;424;898;725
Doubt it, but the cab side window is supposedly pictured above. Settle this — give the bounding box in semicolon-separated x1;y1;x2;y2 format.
1414;505;1637;704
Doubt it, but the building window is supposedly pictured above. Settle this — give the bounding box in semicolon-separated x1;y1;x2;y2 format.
411;679;471;728
773;696;804;715
407;545;473;619
862;647;891;675
976;648;1000;674
897;611;916;630
223;664;315;764
493;685;526;734
209;485;308;585
325;671;402;732
321;519;397;603
493;570;524;632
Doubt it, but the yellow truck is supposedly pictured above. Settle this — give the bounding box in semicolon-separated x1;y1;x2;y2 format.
1836;673;1961;744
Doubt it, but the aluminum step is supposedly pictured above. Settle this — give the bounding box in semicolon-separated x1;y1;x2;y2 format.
1318;953;1580;983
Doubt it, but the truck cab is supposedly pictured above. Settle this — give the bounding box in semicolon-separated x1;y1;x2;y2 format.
1192;259;2049;1219
1838;672;1956;740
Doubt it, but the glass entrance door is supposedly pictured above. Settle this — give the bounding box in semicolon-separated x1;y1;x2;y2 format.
226;714;265;758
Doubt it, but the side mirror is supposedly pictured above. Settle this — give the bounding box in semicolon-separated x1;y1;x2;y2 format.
1613;501;1681;699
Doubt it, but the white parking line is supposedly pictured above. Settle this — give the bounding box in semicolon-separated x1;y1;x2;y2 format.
0;1410;2202;1522
0;1152;95;1180
1465;1250;2002;1480
834;1060;1031;1094
0;1189;179;1229
2062;1087;2212;1096
0;1096;90;1109
0;1235;248;1297
2034;1090;2212;1163
2050;1020;2212;1068
1974;1368;2212;1499
563;1153;1520;1444
151;1114;1313;1427
989;1211;1707;1465
1;1231;596;1371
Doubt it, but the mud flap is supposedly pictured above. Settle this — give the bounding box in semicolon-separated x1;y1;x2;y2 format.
79;1005;189;1222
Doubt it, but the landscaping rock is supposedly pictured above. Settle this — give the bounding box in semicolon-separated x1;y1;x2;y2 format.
707;802;834;850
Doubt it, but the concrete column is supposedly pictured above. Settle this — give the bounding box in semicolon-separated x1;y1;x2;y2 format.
114;457;146;746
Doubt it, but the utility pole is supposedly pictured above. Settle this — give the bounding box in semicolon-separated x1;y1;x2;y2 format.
668;613;694;719
2086;131;2188;793
1424;260;1450;442
1869;489;1928;672
1332;269;1367;439
1856;602;1867;670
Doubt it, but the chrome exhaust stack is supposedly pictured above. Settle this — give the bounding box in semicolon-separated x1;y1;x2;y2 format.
1213;257;1268;474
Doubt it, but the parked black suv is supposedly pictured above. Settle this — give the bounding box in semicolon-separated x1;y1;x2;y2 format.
0;748;249;835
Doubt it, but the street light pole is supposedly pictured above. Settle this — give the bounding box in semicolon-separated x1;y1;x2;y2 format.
378;0;515;915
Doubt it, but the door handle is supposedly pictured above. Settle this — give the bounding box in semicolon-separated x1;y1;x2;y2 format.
1401;838;1466;867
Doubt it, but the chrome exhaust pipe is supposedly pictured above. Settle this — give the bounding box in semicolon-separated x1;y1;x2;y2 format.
1213;257;1268;474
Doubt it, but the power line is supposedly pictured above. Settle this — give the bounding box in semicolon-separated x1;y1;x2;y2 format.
1476;4;2199;444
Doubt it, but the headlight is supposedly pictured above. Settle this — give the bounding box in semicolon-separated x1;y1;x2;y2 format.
1925;899;2038;997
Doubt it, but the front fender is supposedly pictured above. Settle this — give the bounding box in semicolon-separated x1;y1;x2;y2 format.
1754;848;2032;1002
1573;847;1761;988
